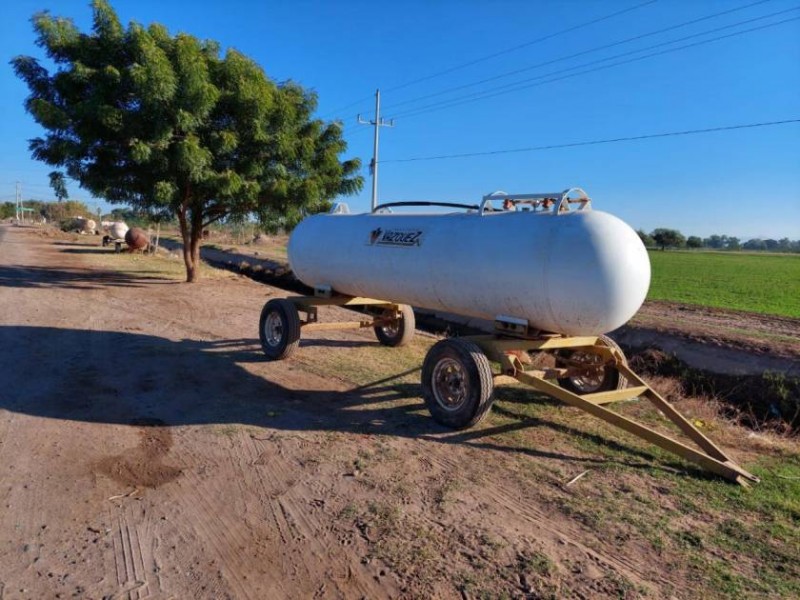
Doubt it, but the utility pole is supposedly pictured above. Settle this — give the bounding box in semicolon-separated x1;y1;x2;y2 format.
15;181;21;223
358;89;394;211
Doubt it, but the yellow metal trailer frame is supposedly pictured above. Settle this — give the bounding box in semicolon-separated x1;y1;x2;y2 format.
470;334;758;486
290;295;401;332
259;294;758;486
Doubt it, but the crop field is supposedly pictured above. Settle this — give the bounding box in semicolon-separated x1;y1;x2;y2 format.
647;250;800;318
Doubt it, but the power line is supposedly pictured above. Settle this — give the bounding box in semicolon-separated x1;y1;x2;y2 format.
381;119;800;163
383;0;773;114
391;13;800;121
317;94;376;121
317;0;658;120
384;0;660;94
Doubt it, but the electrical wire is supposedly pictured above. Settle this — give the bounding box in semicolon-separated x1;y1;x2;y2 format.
317;0;659;120
383;0;773;113
391;13;800;121
380;119;800;163
317;94;376;121
384;0;661;94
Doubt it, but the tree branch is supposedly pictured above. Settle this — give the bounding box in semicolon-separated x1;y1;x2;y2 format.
202;214;227;228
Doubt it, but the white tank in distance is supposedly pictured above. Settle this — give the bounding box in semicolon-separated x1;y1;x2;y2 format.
288;192;651;336
108;221;129;240
65;216;96;233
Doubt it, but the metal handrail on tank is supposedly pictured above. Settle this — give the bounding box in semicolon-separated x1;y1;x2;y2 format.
479;188;592;215
372;201;480;213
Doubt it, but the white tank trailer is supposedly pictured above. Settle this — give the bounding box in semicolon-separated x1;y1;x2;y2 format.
259;189;756;485
101;221;129;250
64;216;97;234
288;189;650;336
108;221;129;240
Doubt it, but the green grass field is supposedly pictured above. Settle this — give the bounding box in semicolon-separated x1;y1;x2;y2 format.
647;251;800;318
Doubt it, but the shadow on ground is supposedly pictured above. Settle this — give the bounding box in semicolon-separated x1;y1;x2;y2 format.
59;248;121;255
0;264;174;289
0;325;702;478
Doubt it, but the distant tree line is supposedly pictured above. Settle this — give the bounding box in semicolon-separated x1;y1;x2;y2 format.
0;199;164;228
636;228;800;253
1;199;92;223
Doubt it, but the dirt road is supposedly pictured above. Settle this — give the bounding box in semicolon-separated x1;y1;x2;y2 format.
0;225;791;599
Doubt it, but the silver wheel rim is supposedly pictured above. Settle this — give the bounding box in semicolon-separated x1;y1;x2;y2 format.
432;358;468;411
565;352;605;393
264;311;284;347
380;319;400;339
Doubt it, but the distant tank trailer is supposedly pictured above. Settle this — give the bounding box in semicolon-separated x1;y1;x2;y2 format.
62;216;98;234
256;188;758;486
101;221;130;252
124;227;150;251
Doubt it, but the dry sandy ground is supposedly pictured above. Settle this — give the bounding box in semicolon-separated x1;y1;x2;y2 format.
0;225;788;599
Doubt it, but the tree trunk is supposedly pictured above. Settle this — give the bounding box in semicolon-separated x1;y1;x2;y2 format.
177;207;197;283
185;207;204;283
177;184;205;282
188;229;201;283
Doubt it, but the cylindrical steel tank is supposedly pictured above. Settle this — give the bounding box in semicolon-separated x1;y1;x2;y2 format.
125;227;150;250
288;208;650;336
109;221;129;240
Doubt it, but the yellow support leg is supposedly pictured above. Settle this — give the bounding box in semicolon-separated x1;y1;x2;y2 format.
514;370;758;486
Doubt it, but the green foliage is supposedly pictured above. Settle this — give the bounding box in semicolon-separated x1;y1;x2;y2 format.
686;235;703;248
48;170;69;201
648;250;800;317
12;0;362;281
41;199;91;222
636;228;655;247
651;227;685;250
671;455;800;598
1;198;90;222
704;234;726;249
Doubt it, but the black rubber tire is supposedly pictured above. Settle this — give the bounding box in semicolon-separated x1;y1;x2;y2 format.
556;334;627;394
259;298;301;360
422;338;495;429
374;304;416;347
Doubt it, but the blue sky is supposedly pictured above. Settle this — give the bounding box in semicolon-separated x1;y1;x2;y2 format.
1;0;798;239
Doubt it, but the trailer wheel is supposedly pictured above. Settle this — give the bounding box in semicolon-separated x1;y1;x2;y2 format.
374;304;415;347
556;334;627;394
259;299;301;360
422;338;494;429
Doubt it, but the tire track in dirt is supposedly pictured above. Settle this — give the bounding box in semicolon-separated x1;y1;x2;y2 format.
108;503;162;600
239;432;399;599
482;484;652;587
417;442;672;593
166;465;252;599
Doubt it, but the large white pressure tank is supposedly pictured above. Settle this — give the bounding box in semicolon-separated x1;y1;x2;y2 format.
109;221;129;240
288;197;650;336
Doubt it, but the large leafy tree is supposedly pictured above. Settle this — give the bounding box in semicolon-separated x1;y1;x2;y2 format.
12;1;361;281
